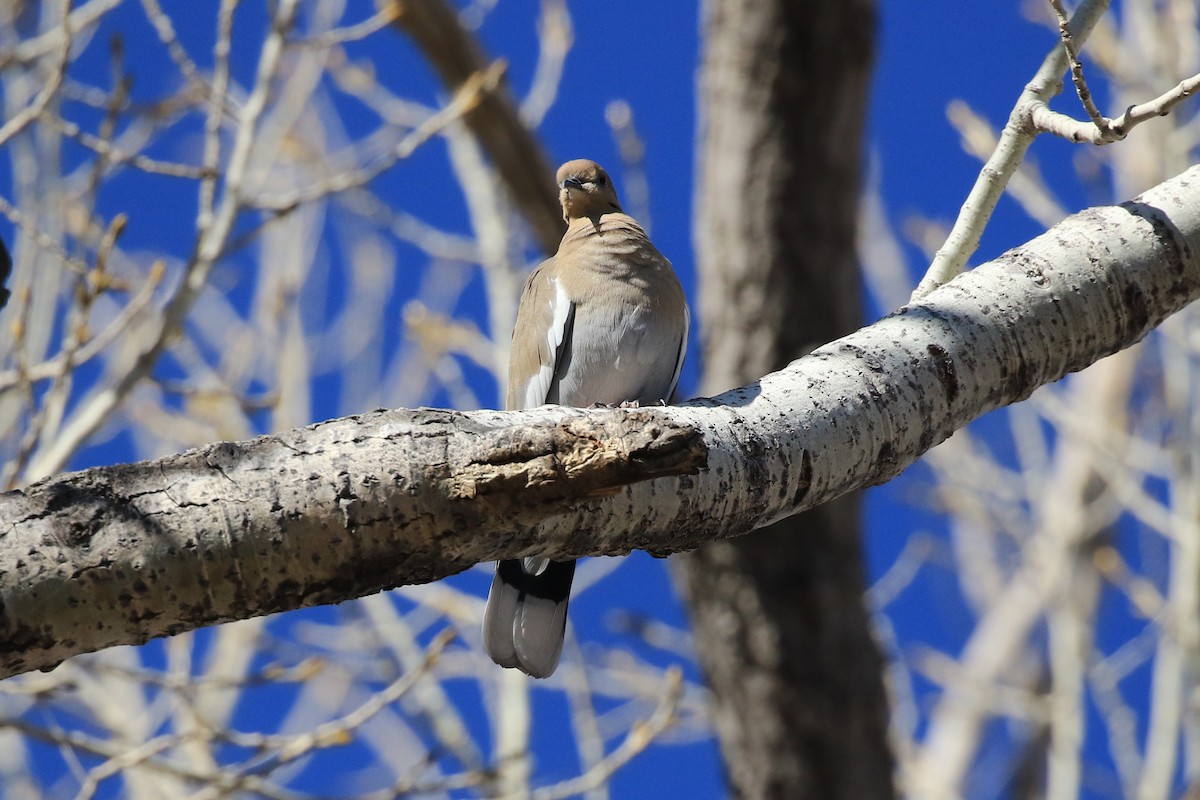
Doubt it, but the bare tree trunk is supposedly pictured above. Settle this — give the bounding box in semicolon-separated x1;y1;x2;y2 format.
676;0;894;797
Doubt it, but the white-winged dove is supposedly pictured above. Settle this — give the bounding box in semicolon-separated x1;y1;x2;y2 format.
481;159;689;678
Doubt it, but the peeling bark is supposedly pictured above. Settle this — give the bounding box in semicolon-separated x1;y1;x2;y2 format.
1;167;1198;678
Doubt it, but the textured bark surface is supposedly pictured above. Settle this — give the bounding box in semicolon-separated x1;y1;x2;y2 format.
0;410;705;678
1;168;1199;679
676;0;893;797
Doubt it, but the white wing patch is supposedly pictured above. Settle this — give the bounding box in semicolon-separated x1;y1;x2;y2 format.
523;278;573;409
666;304;690;400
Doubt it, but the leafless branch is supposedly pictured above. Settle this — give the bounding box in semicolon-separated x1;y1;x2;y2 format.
385;0;565;253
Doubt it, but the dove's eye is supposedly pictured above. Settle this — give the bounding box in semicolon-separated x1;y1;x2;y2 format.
595;175;607;187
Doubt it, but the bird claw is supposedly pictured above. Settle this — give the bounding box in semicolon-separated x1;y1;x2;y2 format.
588;400;643;409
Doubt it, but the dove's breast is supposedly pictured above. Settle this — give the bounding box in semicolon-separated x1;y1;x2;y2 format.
552;241;688;407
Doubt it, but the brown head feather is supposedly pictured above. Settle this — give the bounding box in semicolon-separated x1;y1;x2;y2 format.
556;159;623;222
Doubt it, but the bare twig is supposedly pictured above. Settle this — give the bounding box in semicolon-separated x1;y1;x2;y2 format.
1045;545;1099;800
605;99;652;232
297;5;400;49
520;0;573;128
47;116;214;180
196;0;238;235
0;0;73;150
360;594;483;770
2;721;297;800
1;215;126;489
25;0;299;481
1137;316;1200;800
73;736;178;800
912;0;1110;298
1050;0;1107;127
532;667;682;800
1028;72;1200;144
1036;0;1200;146
946;100;1068;228
212;631;455;773
386;0;565;253
0;194;88;275
912;351;1137;797
0;262;163;394
916;0;1200;303
0;0;119;70
250;61;508;212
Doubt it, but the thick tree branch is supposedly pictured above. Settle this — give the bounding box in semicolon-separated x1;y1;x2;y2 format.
2;165;1199;678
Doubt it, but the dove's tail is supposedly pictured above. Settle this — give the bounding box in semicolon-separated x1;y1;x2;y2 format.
482;558;576;679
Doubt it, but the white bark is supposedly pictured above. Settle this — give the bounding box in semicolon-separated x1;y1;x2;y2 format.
2;165;1199;680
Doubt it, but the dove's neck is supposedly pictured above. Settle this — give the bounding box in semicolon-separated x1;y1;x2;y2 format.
561;212;646;247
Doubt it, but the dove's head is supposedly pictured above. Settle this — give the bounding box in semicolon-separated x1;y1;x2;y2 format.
556;159;622;222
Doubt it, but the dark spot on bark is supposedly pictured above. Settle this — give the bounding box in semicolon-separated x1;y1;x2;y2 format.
862;438;903;488
272;579;303;610
35;479;161;552
205;441;243;480
1121;280;1151;342
1121;200;1193;299
926;343;958;404
0;618;56;658
877;441;895;473
840;342;884;372
791;450;813;508
741;430;770;504
997;352;1038;405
